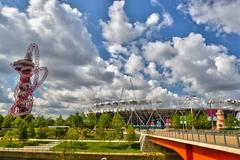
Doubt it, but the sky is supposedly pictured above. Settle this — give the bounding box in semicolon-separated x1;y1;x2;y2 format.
0;0;240;117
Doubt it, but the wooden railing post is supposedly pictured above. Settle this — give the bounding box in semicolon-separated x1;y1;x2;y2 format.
213;133;216;144
223;134;227;146
237;134;240;148
204;133;207;143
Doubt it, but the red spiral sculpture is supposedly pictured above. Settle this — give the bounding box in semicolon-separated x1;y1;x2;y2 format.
9;43;48;117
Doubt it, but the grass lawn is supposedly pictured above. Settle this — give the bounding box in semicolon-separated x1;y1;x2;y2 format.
0;140;50;148
52;141;141;153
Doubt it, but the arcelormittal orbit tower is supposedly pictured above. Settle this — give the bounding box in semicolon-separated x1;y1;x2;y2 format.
9;43;48;117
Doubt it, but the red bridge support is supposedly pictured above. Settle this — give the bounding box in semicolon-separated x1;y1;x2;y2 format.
149;137;240;160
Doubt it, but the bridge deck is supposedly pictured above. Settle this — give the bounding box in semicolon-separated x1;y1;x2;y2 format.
138;129;240;155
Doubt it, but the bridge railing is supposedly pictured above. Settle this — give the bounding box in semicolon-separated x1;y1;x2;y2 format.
150;129;240;148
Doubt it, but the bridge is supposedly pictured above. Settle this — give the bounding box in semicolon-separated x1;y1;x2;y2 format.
138;129;240;160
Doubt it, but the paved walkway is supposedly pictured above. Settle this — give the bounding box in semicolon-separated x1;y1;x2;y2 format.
0;139;140;153
0;141;60;152
23;141;60;151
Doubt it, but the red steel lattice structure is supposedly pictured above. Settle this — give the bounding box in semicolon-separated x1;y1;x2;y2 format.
9;43;48;117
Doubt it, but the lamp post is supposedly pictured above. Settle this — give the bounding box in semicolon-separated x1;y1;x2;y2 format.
209;99;214;130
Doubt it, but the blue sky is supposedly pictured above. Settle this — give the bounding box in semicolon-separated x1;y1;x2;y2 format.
0;0;240;116
0;0;239;53
2;0;239;57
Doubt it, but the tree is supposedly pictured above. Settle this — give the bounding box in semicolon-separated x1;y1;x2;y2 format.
47;117;55;126
37;127;47;139
12;117;24;128
80;128;89;139
106;130;115;145
35;116;47;127
3;130;16;145
225;114;237;129
67;113;85;128
97;113;111;129
66;128;79;149
111;112;124;139
0;114;4;127
170;114;181;129
96;113;111;140
186;112;196;129
18;122;28;142
56;128;67;139
76;113;85;128
85;113;97;129
28;122;36;138
126;124;135;141
195;114;210;129
66;128;79;140
55;115;64;126
66;114;74;127
24;114;35;124
96;127;105;140
1;115;14;128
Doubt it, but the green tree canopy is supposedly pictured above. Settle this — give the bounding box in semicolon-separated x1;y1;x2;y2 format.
66;128;79;140
85;113;97;129
46;117;55;126
36;127;47;139
66;113;85;127
186;112;196;129
76;113;85;128
97;113;111;129
95;127;105;140
111;112;124;139
18;122;28;142
35;116;47;127
225;113;237;129
24;114;35;124
3;130;16;144
0;114;4;127
126;124;135;141
170;113;181;129
55;115;65;126
2;115;14;128
195;114;210;129
12;117;24;128
96;113;111;140
28;122;35;138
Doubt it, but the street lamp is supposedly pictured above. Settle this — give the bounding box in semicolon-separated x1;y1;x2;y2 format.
209;99;214;130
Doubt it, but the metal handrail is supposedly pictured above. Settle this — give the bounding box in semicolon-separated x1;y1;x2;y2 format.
151;129;240;148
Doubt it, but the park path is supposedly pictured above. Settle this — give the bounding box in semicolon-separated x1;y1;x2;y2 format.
0;139;139;152
0;141;60;152
23;141;60;151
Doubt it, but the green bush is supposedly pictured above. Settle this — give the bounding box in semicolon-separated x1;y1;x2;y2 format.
66;128;79;140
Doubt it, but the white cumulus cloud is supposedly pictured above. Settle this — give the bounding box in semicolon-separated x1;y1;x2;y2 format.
124;54;144;75
99;1;146;44
143;41;177;63
143;32;240;98
144;62;161;78
146;13;160;27
180;0;240;35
